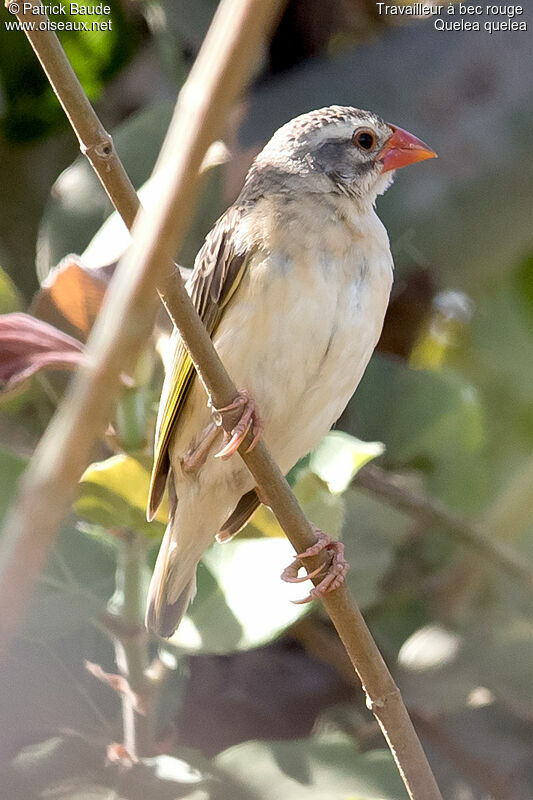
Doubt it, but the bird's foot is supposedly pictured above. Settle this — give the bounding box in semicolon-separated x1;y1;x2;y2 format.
281;527;349;604
211;390;263;460
182;422;219;473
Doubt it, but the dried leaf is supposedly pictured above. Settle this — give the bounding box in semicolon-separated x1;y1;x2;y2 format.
106;741;137;767
31;255;108;339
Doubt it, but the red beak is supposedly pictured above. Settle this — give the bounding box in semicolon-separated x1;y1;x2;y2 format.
379;125;437;173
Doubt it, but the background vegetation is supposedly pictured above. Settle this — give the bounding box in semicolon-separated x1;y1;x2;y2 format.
0;1;532;798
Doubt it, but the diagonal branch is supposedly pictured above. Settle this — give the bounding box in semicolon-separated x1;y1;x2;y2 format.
0;3;443;797
353;463;533;593
0;0;283;667
4;0;179;317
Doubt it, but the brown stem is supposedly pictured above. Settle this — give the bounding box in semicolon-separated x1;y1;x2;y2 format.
0;0;282;679
7;4;139;230
0;2;443;797
353;463;533;594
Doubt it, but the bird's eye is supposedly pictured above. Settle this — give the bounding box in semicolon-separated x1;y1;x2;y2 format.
353;129;376;151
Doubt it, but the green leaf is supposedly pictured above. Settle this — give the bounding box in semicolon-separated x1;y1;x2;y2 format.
22;584;105;642
513;250;533;326
142;754;205;786
397;624;480;714
169;537;311;654
0;736;104;800
215;733;408;799
0;6;136;143
166;452;374;652
242;468;345;540
21;519;116;642
168;466;354;653
345;355;486;511
292;471;345;539
55;520;117;594
0;453;114;631
0;445;27;520
0;735;217;800
450;276;533;503
342;489;409;610
354;357;484;463
310;431;384;494
75;454;167;540
0;265;22;313
396;617;533;718
470;286;533;406
473;617;533;711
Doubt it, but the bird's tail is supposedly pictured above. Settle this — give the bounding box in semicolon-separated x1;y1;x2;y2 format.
145;487;217;638
144;525;197;638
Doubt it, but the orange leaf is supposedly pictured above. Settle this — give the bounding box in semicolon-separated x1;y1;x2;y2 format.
32;256;108;339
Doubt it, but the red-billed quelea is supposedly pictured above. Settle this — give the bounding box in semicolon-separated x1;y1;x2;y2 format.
146;106;436;637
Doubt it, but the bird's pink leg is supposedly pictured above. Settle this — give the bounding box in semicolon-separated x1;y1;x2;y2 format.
181;422;219;473
281;526;349;604
211;390;263;460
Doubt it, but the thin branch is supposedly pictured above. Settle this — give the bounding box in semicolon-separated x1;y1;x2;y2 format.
353;463;533;593
0;3;443;797
0;0;282;667
105;531;155;758
8;4;139;230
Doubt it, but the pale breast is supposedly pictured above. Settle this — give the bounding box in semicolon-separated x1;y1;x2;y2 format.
213;194;393;474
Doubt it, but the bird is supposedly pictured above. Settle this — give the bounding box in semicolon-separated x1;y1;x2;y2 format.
146;105;436;638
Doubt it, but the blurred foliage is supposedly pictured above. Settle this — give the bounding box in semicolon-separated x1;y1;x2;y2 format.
77;454;169;539
74;435;385;654
37;102;175;278
0;266;22;314
37;101;227;279
1;1;533;798
348;355;487;512
0;5;139;142
215;734;408;799
0;444;27;518
31;256;108;340
0;731;408;800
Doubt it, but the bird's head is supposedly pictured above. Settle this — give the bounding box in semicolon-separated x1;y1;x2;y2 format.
243;106;436;206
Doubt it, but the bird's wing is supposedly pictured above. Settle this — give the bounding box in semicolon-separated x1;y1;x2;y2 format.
218;489;261;541
147;205;250;520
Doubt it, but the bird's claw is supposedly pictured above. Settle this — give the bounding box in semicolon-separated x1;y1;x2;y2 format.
281;527;349;604
212;390;263;459
181;422;219;473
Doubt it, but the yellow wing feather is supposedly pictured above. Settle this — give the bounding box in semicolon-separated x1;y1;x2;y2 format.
147;206;249;520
